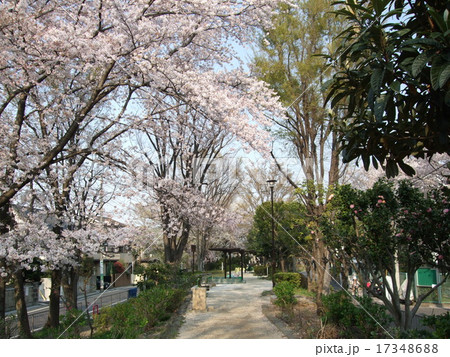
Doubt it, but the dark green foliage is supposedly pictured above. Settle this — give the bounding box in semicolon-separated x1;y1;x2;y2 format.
34;309;87;339
325;0;450;176
93;301;147;339
394;328;433;339
136;287;186;325
273;281;297;309
322;179;450;331
321;291;392;338
247;201;309;265
253;265;270;276
135;262;175;290
422;312;450;339
274;272;302;288
93;286;187;338
134;262;197;290
79;257;95;277
93;264;195;338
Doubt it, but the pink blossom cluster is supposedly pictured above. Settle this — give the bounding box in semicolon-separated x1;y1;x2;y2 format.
1;0;287;270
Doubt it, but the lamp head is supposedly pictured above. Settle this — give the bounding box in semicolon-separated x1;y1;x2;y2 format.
266;179;277;188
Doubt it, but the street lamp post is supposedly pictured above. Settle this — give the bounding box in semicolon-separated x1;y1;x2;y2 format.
267;179;277;288
99;255;104;291
100;242;108;291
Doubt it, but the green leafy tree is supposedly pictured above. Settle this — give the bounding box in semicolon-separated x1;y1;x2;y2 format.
325;0;450;177
322;179;450;331
247;201;310;272
252;0;344;300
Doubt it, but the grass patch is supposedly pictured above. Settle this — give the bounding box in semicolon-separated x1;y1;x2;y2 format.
204;270;227;277
295;287;316;299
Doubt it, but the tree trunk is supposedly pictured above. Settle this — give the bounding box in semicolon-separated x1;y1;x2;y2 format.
175;222;191;263
322;260;331;295
45;269;62;329
82;282;94;338
0;260;6;328
311;233;330;314
341;257;350;290
328;131;340;187
14;269;32;338
163;233;175;264
0;203;14;333
280;258;286;272
62;267;79;310
164;221;191;264
197;229;209;271
0;272;6;338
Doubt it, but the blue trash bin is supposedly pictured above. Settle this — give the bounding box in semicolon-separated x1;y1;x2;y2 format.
128;287;138;298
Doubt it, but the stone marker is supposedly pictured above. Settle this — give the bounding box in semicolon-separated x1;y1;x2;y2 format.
191;286;207;311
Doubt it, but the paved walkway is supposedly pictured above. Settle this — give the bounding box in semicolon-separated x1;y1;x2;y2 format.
177;273;286;339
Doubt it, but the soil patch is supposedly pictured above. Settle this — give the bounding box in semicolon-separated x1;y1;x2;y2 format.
261;295;339;339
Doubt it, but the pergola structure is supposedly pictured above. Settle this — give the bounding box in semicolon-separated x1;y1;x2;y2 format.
209;247;249;280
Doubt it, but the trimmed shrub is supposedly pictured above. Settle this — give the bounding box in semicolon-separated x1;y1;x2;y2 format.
93;301;147;338
274;272;302;288
253;265;269;276
321;291;392;338
422;312;450;339
93;286;187;338
273;281;297;309
136;287;186;327
135;262;176;290
34;309;88;339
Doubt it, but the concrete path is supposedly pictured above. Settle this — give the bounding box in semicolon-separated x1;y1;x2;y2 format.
177;273;287;339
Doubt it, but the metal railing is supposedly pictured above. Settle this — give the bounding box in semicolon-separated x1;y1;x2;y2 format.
9;288;132;335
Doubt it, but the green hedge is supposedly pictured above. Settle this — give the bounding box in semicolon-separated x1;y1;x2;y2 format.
33;309;88;339
422;312;450;339
94;286;187;338
253;265;269;276
273;281;297;309
274;272;302;288
321;291;392;338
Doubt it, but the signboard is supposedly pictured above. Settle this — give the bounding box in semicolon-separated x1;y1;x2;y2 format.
417;268;437;287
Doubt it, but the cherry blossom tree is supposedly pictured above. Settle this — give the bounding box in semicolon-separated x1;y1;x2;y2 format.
129;100;240;263
1;0;286;332
1;0;283;212
190;158;245;270
342;154;450;191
